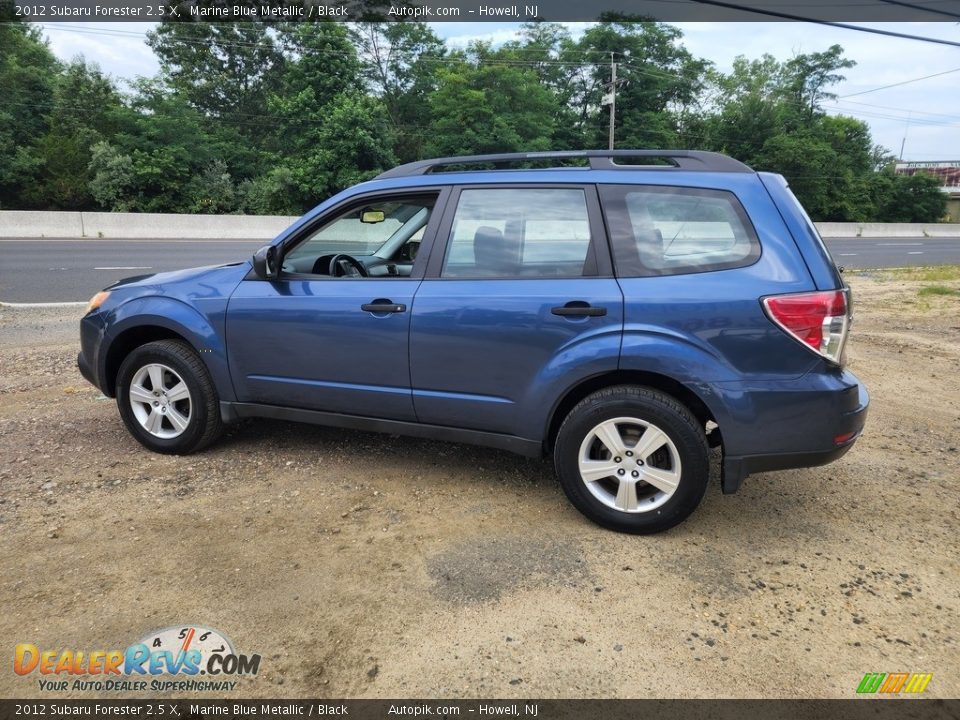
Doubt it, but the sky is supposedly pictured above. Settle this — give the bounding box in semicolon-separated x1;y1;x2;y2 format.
35;21;960;162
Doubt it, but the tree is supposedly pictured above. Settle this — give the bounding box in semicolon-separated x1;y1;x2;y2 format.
26;58;131;209
573;16;711;149
89;142;136;212
268;90;395;210
145;23;284;141
424;44;558;157
0;23;59;208
356;22;447;162
876;171;947;223
781;45;855;122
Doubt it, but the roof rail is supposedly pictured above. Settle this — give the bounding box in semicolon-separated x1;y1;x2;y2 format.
375;149;752;179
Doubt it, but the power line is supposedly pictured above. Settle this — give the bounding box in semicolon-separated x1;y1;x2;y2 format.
876;0;960;19
689;0;960;47
839;66;960;97
831;97;960;121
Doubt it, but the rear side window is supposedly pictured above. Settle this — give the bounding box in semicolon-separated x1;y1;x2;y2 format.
599;185;760;277
441;188;595;278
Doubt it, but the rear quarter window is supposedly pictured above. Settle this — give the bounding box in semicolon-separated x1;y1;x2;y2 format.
599;185;760;277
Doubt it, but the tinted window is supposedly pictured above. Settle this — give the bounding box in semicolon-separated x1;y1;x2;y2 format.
442;188;593;278
600;185;759;277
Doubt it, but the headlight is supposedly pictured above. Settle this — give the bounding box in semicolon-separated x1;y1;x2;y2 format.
86;291;111;314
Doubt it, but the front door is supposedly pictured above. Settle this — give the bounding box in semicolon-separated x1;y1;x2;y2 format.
226;191;444;421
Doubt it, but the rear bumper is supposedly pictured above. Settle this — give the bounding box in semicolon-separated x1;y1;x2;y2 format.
720;374;869;493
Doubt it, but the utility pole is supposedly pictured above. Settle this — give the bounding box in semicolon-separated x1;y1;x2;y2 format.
899;111;912;161
608;54;617;151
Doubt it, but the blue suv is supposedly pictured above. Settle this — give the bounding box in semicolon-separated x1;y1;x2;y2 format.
78;150;869;533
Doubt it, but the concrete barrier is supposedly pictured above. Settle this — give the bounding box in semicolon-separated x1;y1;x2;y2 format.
0;211;298;239
815;222;960;238
2;211;959;240
815;223;860;238
80;212;299;239
0;210;84;238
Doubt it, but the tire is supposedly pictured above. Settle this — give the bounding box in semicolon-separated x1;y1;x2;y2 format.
554;385;709;534
115;340;223;454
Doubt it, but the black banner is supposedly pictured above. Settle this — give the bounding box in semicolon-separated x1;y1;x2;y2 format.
0;700;958;720
3;0;960;22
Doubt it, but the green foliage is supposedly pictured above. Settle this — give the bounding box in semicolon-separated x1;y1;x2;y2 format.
356;22;447;162
875;171;948;223
425;46;557;157
0;21;951;223
0;23;59;208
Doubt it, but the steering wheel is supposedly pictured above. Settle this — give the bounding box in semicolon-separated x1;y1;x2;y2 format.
328;254;368;278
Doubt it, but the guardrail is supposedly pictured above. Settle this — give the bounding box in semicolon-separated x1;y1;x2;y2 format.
1;211;958;240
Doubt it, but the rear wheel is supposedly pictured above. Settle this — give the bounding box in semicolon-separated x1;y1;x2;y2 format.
554;385;709;534
116;340;223;454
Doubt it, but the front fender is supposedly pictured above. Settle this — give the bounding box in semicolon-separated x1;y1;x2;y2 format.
102;296;235;402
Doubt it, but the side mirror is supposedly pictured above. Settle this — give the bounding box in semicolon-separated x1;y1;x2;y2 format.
252;244;279;280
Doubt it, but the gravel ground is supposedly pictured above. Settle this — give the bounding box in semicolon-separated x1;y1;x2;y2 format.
0;271;958;699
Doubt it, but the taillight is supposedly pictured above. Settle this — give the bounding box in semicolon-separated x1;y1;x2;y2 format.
762;289;850;364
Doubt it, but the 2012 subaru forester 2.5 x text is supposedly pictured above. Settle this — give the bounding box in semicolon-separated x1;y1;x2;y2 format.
78;150;869;534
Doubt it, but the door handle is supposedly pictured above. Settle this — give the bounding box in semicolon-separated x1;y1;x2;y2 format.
552;302;607;317
361;300;406;314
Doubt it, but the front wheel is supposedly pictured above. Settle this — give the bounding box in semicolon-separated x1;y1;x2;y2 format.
554;386;710;534
116;340;223;454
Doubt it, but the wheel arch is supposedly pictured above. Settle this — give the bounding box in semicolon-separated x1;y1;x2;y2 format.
545;370;721;453
103;324;192;397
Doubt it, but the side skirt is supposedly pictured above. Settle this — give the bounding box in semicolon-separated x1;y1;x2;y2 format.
220;401;543;458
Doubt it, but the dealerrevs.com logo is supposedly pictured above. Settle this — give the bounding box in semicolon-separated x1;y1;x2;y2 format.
14;625;261;692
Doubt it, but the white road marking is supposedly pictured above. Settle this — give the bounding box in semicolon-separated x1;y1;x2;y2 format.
877;242;923;246
839;253;858;256
908;251;924;255
94;266;152;270
0;301;87;308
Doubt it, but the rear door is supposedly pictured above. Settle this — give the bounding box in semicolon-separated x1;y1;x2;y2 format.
409;185;624;439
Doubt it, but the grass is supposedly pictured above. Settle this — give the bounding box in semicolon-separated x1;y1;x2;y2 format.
917;285;959;297
849;265;960;283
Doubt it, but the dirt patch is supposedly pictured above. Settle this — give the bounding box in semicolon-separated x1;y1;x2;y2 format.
427;537;591;604
0;272;957;699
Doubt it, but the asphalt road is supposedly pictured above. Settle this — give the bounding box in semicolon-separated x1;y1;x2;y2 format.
0;236;958;303
0;238;265;303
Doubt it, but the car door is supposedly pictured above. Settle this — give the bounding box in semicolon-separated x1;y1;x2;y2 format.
409;185;624;440
226;189;447;421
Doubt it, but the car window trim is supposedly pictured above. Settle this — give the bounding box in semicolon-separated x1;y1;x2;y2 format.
422;183;613;280
263;187;451;282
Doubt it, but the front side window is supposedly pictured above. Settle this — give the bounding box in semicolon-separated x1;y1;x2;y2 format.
600;185;760;277
441;188;594;278
283;195;436;277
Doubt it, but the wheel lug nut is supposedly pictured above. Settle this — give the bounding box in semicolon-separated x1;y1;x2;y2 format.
637;460;644;466
631;470;639;478
625;450;633;457
153;401;159;406
617;469;625;476
614;457;621;463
